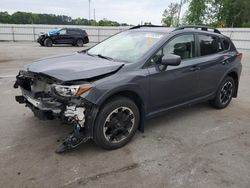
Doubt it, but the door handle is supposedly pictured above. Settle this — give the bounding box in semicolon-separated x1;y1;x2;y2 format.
189;66;201;71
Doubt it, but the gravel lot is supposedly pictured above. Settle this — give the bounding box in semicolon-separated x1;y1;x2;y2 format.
0;42;249;188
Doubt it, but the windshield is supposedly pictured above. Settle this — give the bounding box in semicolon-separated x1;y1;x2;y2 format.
88;31;164;63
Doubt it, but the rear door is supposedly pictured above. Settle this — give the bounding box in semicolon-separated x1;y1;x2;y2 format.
194;34;231;96
147;34;201;113
66;29;78;43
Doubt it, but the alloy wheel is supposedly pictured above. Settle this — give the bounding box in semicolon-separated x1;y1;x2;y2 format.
103;107;135;143
220;81;233;105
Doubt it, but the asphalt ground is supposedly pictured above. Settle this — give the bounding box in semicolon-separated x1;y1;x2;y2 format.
0;42;249;188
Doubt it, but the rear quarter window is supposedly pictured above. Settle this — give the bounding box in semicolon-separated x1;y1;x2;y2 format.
222;38;230;50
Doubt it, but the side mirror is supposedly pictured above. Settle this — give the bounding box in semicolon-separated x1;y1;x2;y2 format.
161;54;181;66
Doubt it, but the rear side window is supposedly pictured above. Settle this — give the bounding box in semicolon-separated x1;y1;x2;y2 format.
67;29;81;35
199;35;223;56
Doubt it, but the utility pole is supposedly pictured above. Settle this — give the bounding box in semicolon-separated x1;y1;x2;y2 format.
177;0;183;26
94;8;96;21
88;0;91;25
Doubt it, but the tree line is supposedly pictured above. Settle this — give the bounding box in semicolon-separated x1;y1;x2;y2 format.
0;11;130;26
162;0;250;27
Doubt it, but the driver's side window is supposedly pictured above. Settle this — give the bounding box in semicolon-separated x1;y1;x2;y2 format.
163;34;195;60
59;29;66;35
150;34;195;65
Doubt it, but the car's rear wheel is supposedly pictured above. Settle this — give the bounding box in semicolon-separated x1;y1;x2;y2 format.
76;39;83;47
210;76;235;109
44;38;52;47
83;37;89;44
94;97;140;150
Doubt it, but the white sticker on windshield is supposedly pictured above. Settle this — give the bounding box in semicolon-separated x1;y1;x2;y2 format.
144;33;163;39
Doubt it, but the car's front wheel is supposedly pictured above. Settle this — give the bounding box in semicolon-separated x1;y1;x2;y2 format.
210;76;235;109
44;38;53;47
94;97;140;150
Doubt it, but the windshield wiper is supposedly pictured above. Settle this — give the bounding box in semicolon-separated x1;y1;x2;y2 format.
87;52;116;62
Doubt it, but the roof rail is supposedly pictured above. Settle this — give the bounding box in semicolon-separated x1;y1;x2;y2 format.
129;25;168;30
173;25;221;34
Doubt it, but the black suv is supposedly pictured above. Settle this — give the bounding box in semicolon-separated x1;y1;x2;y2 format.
37;28;89;47
15;26;242;153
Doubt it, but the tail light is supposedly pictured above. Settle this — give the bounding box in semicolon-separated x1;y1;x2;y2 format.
237;53;243;61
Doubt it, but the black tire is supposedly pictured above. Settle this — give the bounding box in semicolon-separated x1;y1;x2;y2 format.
93;96;140;150
76;39;83;47
44;38;53;47
83;37;89;44
209;76;235;109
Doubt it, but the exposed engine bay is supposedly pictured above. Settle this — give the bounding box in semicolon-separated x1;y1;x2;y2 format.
14;70;98;153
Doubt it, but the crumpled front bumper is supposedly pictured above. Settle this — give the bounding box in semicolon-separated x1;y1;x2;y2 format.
37;35;45;43
14;71;100;152
15;89;88;128
15;94;62;120
14;70;88;126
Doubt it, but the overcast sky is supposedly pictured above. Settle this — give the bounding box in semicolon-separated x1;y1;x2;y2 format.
1;0;187;25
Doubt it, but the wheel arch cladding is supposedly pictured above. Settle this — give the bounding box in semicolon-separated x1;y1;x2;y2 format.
98;90;146;133
227;71;239;97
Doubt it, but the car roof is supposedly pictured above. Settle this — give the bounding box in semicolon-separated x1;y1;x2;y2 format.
63;28;84;31
129;25;226;38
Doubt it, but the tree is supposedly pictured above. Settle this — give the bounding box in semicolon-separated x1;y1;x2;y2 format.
211;0;250;27
161;3;180;27
0;11;128;26
183;0;250;27
186;0;207;25
0;11;10;23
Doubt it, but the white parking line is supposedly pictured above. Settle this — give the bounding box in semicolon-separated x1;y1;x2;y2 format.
0;75;16;78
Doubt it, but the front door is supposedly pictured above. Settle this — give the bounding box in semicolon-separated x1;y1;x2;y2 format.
54;29;70;44
147;34;200;113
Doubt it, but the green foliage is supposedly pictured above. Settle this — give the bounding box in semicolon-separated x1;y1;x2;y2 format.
0;11;130;26
0;11;11;23
161;3;180;27
182;0;250;27
186;0;207;25
211;0;250;27
98;18;120;26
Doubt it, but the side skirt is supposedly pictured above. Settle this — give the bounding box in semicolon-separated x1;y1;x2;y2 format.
145;93;215;120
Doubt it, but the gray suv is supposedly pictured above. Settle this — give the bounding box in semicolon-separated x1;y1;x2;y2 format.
14;25;242;153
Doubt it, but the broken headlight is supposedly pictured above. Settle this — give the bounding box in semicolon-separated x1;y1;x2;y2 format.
53;84;92;97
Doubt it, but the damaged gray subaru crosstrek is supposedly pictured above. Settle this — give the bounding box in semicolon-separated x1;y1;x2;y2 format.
14;25;242;153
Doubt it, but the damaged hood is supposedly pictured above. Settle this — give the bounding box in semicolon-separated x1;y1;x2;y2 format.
27;53;124;81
